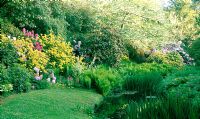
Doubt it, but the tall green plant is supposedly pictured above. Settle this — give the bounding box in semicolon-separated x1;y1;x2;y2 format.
125;97;199;119
123;71;162;96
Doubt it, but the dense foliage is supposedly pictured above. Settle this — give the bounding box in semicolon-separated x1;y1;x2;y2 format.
79;66;122;95
0;35;18;66
159;66;200;105
147;51;184;67
0;63;33;94
0;19;23;36
7;64;33;93
190;38;200;65
0;0;67;37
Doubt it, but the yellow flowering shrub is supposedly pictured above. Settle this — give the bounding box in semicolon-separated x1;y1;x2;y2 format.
40;33;76;70
13;37;48;71
9;32;83;72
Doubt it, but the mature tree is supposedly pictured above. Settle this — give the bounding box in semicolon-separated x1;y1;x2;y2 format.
87;0;179;52
0;0;67;37
167;0;199;43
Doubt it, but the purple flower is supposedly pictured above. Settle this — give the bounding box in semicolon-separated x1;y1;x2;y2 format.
35;76;41;80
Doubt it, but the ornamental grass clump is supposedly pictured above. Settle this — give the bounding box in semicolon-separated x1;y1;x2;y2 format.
123;71;162;96
125;96;199;119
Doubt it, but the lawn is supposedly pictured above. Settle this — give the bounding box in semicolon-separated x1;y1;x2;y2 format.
0;88;102;119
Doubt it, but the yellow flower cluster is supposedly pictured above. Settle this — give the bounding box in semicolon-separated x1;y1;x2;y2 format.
120;55;129;61
40;33;76;70
7;32;83;72
13;38;48;71
0;34;10;43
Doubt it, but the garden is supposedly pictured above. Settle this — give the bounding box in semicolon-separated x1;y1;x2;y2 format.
0;0;200;119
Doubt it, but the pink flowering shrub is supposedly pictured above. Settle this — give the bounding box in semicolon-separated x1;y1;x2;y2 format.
35;42;43;51
22;28;43;51
22;28;38;39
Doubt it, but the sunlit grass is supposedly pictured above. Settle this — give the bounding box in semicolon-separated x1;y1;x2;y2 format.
0;88;102;119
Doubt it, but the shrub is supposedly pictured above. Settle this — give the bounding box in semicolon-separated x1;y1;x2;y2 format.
159;66;200;105
0;17;2;24
190;37;200;65
13;36;49;71
83;27;126;66
32;80;50;90
7;64;33;93
0;84;13;95
13;33;77;72
1;19;23;37
0;64;12;95
147;51;184;67
40;33;76;70
95;75;111;95
0;63;8;84
0;35;19;66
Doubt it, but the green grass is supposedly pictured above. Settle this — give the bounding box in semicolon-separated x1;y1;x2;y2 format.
0;88;102;119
